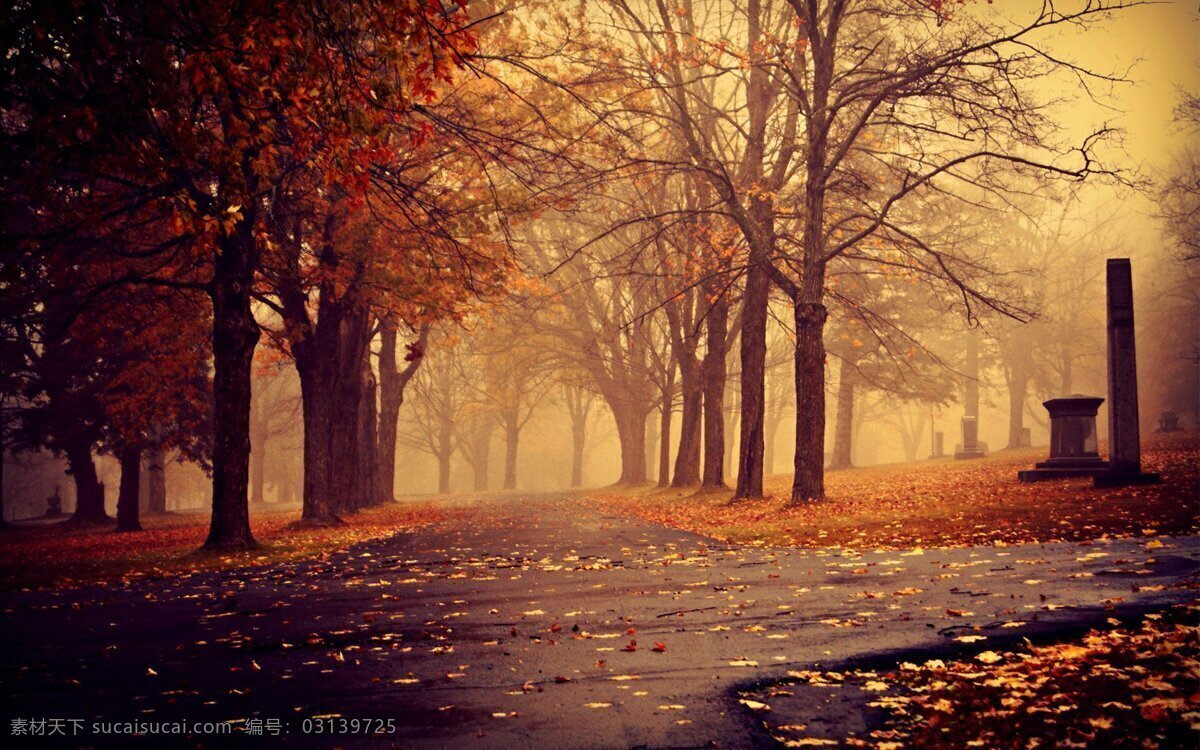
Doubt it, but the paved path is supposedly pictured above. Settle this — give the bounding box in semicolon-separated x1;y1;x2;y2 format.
3;494;1197;748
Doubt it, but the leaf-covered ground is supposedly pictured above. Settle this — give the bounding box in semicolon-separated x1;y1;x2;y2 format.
588;434;1199;550
0;502;457;591
2;491;1194;748
747;603;1200;749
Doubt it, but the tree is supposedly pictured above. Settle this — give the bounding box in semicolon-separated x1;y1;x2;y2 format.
0;0;479;547
377;319;431;502
402;335;467;494
561;380;599;488
591;0;802;499
249;361;301;506
9;261;212;530
465;307;559;490
749;0;1126;500
1158;92;1200;263
525;215;660;485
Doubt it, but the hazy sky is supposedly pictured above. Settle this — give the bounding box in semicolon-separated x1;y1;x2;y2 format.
1024;0;1200;172
1108;0;1200;168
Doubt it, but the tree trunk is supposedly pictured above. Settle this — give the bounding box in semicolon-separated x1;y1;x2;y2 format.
828;358;856;470
437;404;454;493
735;263;769;498
329;307;371;515
502;412;519;490
375;319;429;504
702;294;729;488
671;369;702;487
116;443;142;532
283;217;364;522
65;440;108;523
724;379;739;479
376;324;402;503
901;410;928;462
1060;348;1073;395
570;420;586;489
764;421;776;476
764;405;783;476
657;390;672;488
851;389;868;466
566;387;589;489
250;398;266;506
296;354;340;525
614;405;647;485
361;365;378;505
437;451;452;494
280;455;300;505
473;430;492;491
644;411;659;482
331;389;361;514
204;232;260;549
145;444;167;514
791;301;828;502
1007;368;1030;450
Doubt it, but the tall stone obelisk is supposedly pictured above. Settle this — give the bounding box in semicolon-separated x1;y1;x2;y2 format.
954;330;987;459
1095;258;1160;487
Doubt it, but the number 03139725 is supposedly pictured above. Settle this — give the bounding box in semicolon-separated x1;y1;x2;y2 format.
300;717;397;734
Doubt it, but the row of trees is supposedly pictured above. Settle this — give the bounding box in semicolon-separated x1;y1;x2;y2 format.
0;0;578;545
3;0;1175;546
393;198;1114;495
469;0;1137;502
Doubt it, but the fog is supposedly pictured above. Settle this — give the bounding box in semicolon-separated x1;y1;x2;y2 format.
2;0;1197;519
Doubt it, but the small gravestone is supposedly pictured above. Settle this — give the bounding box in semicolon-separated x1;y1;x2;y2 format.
44;487;63;518
1155;410;1182;433
1095;259;1161;487
954;416;987;459
1020;427;1032;447
929;431;945;458
1018;395;1107;481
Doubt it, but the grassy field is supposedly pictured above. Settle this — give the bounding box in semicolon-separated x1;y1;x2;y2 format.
0;501;456;591
586;434;1199;549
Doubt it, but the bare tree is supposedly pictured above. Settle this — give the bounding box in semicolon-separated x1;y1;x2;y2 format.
562;380;599;488
401;338;466;494
750;0;1131;500
1158;91;1200;263
376;319;432;502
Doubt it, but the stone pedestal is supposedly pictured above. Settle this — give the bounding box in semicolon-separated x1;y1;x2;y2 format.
1094;259;1161;488
954;416;987;459
1018;395;1107;481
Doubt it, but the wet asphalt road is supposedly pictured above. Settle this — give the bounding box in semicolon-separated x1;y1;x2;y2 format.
2;493;1197;749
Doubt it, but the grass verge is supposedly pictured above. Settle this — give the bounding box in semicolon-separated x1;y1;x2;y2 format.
0;501;457;591
586;434;1199;549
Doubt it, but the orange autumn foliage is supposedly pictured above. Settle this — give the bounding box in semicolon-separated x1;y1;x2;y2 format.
588;434;1200;550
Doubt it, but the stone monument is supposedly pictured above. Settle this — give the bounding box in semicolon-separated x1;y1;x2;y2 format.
1094;259;1161;487
954;416;987;459
1017;395;1106;481
1155;410;1182;433
954;332;987;459
44;487;63;518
